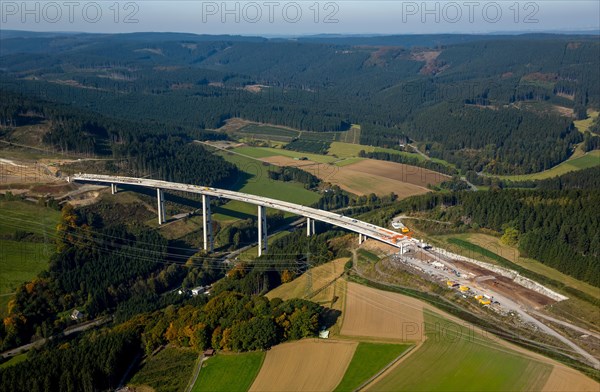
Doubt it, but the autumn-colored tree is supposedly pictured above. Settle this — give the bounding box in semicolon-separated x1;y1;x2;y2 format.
211;326;223;349
281;269;294;283
220;328;232;350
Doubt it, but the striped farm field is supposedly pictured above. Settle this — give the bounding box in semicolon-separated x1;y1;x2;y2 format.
366;309;597;392
340;282;426;342
249;339;357;392
259;154;437;198
338;283;598;392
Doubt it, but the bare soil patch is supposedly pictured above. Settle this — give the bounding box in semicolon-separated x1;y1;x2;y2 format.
345;159;448;187
320;167;429;198
553;105;574;117
361;238;398;255
261;156;431;198
451;259;555;308
249;339;357;392
244;84;270;93
410;50;445;75
340;282;425;342
542;365;599;391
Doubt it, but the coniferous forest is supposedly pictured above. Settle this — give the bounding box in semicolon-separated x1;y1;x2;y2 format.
1;31;599;389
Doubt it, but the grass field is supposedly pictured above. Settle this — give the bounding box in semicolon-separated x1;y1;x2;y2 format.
0;240;54;295
239;146;439;198
336;124;361;144
328;142;422;160
284;139;331;154
496;150;600;181
574;110;599;135
334;342;412;392
128;347;198;392
233;122;362;144
0;200;61;237
213;151;320;220
0;200;60;316
369;310;553;391
238;124;299;139
357;249;379;263
0;353;27;369
192;351;265;392
231;146;280;159
334;157;364;167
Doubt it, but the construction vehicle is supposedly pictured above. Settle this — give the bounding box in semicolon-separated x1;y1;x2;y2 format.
446;281;455;287
459;285;469;292
479;299;491;305
391;221;411;234
474;294;483;300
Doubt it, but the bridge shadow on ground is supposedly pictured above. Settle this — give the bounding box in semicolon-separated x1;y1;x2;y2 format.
212;205;255;221
219;167;255;193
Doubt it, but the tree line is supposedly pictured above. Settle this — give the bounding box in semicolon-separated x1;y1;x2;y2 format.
399;189;600;286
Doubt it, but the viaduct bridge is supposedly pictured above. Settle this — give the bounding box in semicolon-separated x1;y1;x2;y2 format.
69;173;414;256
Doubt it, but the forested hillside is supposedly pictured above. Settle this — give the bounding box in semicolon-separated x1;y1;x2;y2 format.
0;291;323;391
401;186;600;286
1;32;598;175
0;92;238;185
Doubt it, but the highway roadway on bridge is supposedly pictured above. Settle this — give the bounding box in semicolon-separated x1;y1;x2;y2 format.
70;173;413;249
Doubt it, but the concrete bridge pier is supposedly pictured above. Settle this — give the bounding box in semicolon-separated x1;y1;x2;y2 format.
202;194;214;252
156;188;166;225
359;233;365;244
258;205;267;256
306;217;316;236
110;183;117;195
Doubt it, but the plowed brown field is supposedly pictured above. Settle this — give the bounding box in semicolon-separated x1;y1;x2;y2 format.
340;282;426;342
260;156;434;198
345;159;448;187
249;339;357;392
542;365;599;391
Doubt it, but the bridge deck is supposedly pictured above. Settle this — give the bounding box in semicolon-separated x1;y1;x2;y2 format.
71;173;411;249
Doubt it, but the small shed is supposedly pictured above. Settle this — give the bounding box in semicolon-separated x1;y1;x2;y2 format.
203;348;215;357
71;309;84;321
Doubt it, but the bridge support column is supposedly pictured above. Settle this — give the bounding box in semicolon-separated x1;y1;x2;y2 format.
110;183;117;195
157;188;166;225
307;217;312;236
202;194;213;252
258;205;267;256
359;233;365;245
